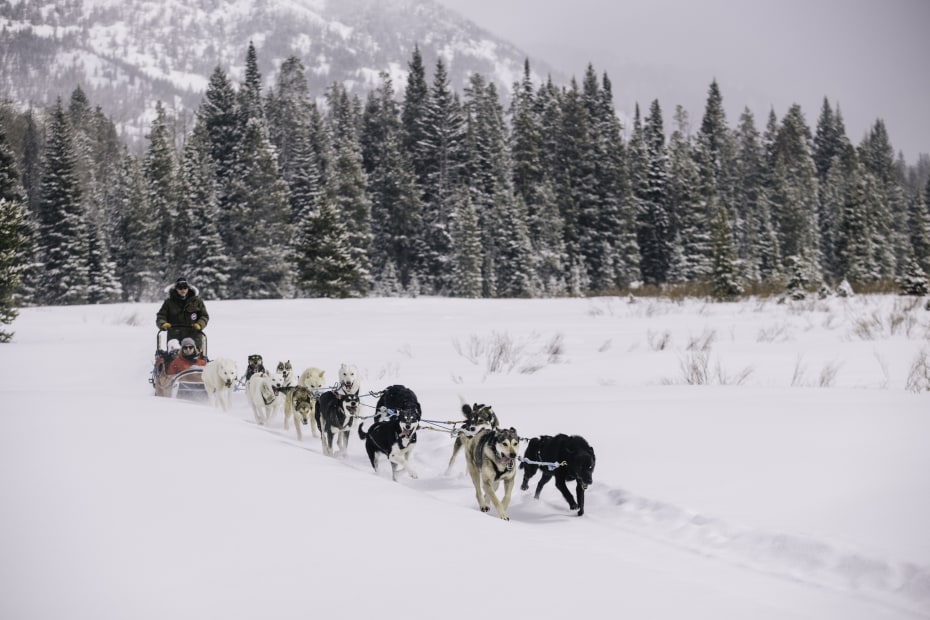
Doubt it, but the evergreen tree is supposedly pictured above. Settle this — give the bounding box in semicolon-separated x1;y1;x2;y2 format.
709;203;743;300
451;191;483;298
363;73;422;290
909;184;930;275
294;198;361;298
176;121;232;299
527;79;569;294
0;119;28;339
695;80;738;242
324;137;372;296
509;60;543;208
110;152;160;301
812;98;844;182
0;197;26;341
143;102;177;275
898;256;928;295
226;116;293;298
35;99;88;305
667;107;711;282
596;72;639;289
493;185;535;297
417;58;466;294
200;66;239;230
859;120;905;277
400;45;431;190
733;107;778;282
85;223;122;303
771;104;821;280
634;100;671;285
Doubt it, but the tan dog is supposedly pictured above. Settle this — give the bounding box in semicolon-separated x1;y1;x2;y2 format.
283;385;317;440
446;402;500;475
298;367;326;437
465;427;521;520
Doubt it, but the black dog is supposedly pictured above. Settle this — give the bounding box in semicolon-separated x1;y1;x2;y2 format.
245;354;266;382
373;384;422;424
315;390;360;457
520;434;596;516
358;407;420;481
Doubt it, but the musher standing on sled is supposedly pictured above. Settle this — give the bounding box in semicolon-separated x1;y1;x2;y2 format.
156;277;209;350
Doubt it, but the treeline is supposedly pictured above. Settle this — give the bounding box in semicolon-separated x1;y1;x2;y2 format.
1;42;930;316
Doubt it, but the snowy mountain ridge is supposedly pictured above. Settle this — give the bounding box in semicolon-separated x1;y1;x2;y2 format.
0;0;552;142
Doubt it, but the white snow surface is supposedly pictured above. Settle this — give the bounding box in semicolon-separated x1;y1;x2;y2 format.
1;294;929;619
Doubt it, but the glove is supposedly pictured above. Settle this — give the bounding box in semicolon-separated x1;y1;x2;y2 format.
193;324;202;330
161;322;171;330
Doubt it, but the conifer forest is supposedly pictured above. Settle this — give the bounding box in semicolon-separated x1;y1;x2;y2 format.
1;43;929;317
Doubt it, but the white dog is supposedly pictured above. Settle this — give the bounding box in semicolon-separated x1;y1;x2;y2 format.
297;367;326;437
338;362;360;397
246;371;280;425
202;358;238;411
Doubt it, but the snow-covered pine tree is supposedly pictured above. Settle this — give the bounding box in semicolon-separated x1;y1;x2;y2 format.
898;256;928;296
400;45;431;192
0;119;28;340
143;102;177;276
709;202;743;301
0;197;26;341
732;107;777;283
666;106;711;283
634;100;671;285
85;223;122;303
451;191;483;298
595;72;639;290
417;57;466;295
294;198;362;298
771;105;821;280
859;120;905;278
176;121;231;300
363;73;423;291
110;152;159;301
35;99;89;305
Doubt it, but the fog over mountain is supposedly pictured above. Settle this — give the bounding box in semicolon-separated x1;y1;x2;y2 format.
0;0;557;145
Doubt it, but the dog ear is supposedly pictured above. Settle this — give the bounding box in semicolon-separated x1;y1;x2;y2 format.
462;404;472;416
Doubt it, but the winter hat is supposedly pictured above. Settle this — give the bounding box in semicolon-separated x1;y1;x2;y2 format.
175;277;189;289
180;337;197;349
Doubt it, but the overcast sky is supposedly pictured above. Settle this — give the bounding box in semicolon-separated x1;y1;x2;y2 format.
433;0;930;164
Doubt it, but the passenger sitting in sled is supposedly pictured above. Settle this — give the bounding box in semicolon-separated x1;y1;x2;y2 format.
166;338;207;375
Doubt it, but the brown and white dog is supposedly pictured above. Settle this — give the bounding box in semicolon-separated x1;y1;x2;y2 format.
446;402;500;475
297;367;326;437
465;426;521;520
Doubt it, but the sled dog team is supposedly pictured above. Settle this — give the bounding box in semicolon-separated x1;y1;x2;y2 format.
201;355;596;521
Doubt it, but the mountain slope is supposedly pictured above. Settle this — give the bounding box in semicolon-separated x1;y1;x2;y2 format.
0;0;554;141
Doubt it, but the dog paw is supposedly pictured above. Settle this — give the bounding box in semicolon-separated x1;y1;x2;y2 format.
480;506;490;513
500;515;510;521
408;471;418;479
577;509;585;517
520;483;528;491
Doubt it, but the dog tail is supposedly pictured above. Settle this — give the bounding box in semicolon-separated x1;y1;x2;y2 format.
357;422;367;440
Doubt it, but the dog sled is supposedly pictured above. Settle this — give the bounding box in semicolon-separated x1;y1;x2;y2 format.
150;330;209;401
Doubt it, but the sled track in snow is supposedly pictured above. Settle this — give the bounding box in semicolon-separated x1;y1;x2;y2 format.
245;414;930;618
594;488;930;618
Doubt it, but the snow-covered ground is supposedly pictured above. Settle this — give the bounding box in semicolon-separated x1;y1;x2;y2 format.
1;294;928;619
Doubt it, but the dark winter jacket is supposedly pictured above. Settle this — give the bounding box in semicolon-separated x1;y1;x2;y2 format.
156;285;210;348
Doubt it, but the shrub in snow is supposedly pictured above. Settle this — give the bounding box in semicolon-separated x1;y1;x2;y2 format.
835;279;854;298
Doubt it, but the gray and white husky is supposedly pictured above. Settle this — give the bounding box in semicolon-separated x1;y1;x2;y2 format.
465;427;521;520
